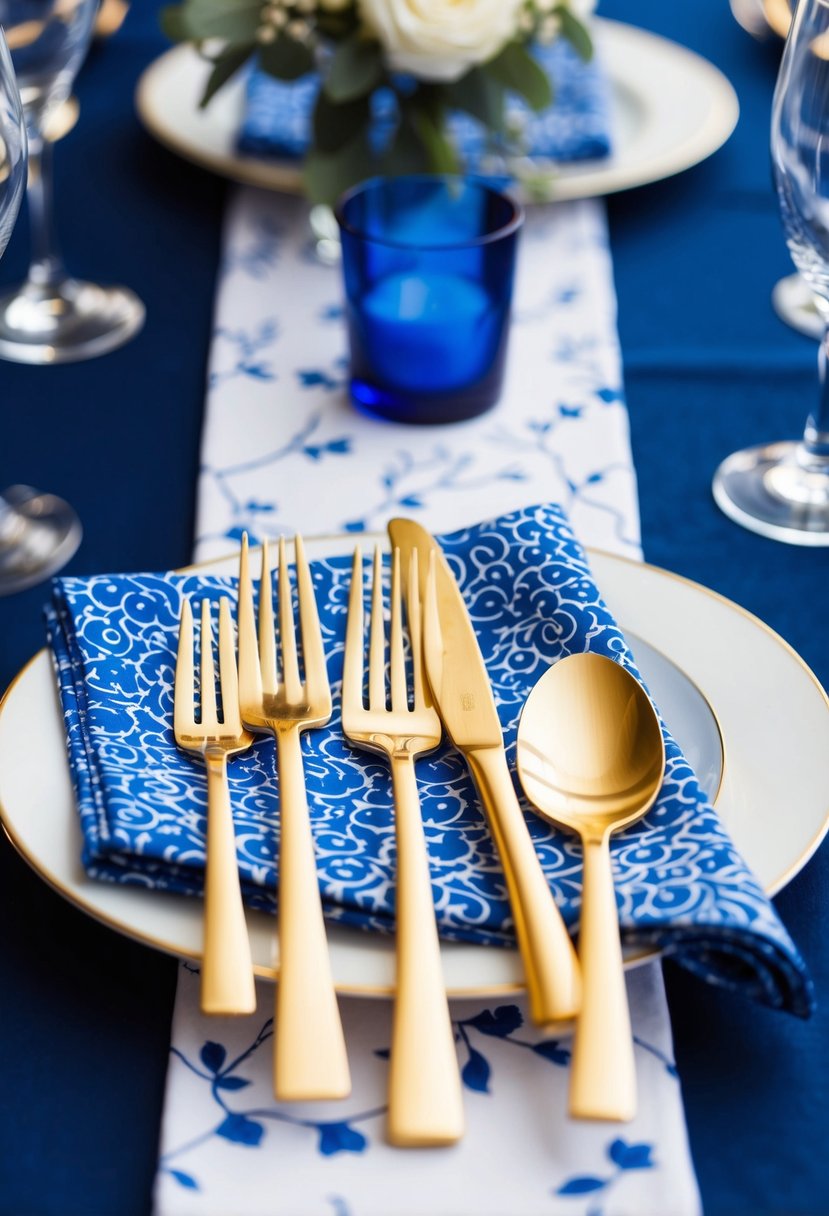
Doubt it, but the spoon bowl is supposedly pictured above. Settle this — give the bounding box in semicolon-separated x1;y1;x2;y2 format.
516;652;665;1121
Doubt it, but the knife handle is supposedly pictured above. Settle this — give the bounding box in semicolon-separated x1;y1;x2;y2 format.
467;747;581;1026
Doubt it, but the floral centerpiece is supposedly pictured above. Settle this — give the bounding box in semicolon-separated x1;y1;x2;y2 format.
161;0;595;202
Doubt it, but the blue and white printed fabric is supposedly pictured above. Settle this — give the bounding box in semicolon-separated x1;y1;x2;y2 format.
47;502;811;1014
155;966;695;1216
149;185;703;1214
194;190;639;556
238;39;613;166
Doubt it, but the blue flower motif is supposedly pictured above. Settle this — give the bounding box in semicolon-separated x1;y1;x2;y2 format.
215;1075;252;1091
169;1169;199;1190
317;1121;368;1156
555;1138;656;1204
596;386;622;404
557;1176;606;1196
532;1039;570;1066
241;362;274;381
461;1047;491;1093
216;1113;265;1147
200;1042;227;1074
465;1005;523;1038
304;438;352;461
609;1138;655;1171
244;499;277;514
298;369;339;390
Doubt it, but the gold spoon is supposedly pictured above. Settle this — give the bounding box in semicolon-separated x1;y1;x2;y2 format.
515;653;665;1122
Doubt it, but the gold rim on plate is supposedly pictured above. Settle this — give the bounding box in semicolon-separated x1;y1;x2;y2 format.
0;541;826;998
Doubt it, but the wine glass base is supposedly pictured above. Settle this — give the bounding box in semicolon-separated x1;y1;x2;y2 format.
771;272;823;340
0;277;145;364
0;485;82;595
713;440;829;545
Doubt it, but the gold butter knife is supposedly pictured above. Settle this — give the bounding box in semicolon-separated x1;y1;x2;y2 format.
387;518;581;1026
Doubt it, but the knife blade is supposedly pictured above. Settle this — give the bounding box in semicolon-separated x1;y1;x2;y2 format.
387;517;581;1026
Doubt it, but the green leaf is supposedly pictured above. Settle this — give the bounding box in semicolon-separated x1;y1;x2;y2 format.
381;115;431;179
303;132;377;205
409;105;459;175
441;67;505;133
169;0;262;43
316;9;360;43
159;5;193;43
312;90;372;154
555;7;593;61
200;43;255;107
485;41;552;112
324;34;384;103
259;33;315;81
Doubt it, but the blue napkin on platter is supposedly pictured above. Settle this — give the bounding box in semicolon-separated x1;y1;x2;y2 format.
46;502;812;1016
237;39;613;166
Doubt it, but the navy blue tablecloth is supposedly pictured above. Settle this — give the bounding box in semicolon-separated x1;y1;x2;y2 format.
1;3;827;1213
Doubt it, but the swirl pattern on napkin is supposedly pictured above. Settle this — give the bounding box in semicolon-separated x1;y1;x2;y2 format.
46;503;812;1014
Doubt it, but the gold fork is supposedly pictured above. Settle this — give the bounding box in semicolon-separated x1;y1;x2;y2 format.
343;545;464;1147
237;533;350;1101
174;596;256;1016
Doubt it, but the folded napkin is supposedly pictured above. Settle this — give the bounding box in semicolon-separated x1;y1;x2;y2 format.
237;39;613;165
47;502;811;1015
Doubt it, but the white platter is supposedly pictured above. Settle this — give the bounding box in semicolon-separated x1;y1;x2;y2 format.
134;19;739;202
1;541;827;999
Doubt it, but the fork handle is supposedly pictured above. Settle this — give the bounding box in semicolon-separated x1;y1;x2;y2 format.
466;746;582;1026
388;754;464;1147
202;754;257;1015
273;728;351;1101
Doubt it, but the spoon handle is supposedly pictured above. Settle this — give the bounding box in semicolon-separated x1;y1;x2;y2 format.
570;835;636;1122
467;747;581;1024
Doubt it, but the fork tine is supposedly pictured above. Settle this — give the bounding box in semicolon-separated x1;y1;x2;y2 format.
174;597;196;734
199;600;218;728
258;539;278;698
218;597;241;731
295;534;330;709
407;549;428;710
279;537;303;703
368;546;386;711
343;546;364;712
237;533;262;707
389;548;407;712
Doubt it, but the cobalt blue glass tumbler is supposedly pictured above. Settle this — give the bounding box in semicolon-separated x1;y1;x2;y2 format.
335;175;523;424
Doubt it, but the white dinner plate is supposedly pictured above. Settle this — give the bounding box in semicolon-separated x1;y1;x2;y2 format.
1;541;827;999
134;19;739;203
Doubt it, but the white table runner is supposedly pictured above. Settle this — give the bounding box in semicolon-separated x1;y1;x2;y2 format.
153;186;701;1216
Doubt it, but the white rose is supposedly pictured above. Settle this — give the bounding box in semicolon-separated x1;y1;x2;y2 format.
357;0;526;82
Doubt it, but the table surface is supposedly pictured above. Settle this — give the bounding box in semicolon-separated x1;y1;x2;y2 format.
1;3;827;1214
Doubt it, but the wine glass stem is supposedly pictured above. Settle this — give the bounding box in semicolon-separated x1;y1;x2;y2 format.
25;134;67;290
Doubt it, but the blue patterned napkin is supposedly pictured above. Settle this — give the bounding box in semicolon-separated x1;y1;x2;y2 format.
237;40;613;165
46;503;811;1015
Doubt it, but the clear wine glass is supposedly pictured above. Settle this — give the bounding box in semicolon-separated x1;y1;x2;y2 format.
0;26;81;592
771;269;823;339
0;0;144;364
714;0;829;544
